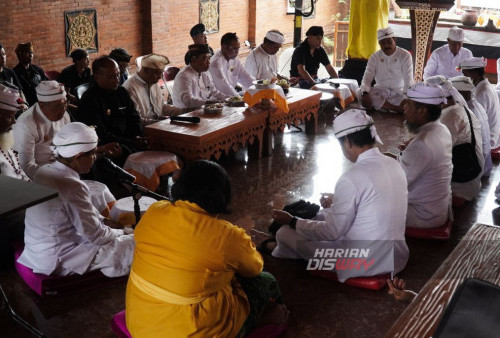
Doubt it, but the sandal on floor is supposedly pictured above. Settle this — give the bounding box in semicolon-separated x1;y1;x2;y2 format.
258;238;277;255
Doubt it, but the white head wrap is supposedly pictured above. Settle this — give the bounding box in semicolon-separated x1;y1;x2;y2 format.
265;30;285;44
406;82;447;105
377;27;395;41
36;81;66;102
448;26;464;42
424;75;467;107
460;57;487;70
450;76;475;92
333;109;383;144
52;122;98;158
0;84;21;112
141;53;170;70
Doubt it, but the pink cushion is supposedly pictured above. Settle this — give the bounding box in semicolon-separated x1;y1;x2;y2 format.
405;219;453;240
309;270;390;290
13;242;126;297
491;146;500;160
111;310;131;338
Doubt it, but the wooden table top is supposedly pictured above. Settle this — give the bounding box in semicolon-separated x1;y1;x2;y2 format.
385;223;500;337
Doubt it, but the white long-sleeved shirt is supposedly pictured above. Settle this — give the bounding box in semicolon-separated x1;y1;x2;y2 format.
13;104;71;178
398;121;452;228
423;45;473;80
123;73;165;125
18;161;130;276
440;103;484;200
273;148;409;281
475;78;500;148
172;65;228;109
360;47;414;94
468;98;492;176
244;45;278;80
209;50;255;96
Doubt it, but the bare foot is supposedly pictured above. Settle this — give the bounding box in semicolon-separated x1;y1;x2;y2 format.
387;277;417;302
256;303;290;327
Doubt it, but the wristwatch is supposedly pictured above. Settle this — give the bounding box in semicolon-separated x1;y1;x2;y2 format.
289;217;298;229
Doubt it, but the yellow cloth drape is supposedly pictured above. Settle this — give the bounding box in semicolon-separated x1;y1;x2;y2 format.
346;0;389;59
126;200;263;337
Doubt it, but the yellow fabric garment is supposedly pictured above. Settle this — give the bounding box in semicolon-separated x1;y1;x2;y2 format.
346;0;389;59
126;200;264;337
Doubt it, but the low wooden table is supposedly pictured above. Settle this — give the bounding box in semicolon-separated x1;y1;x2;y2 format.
145;106;268;162
385;223;500;337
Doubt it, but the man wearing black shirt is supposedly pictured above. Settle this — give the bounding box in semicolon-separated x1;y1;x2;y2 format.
13;42;48;106
290;26;338;89
58;48;92;98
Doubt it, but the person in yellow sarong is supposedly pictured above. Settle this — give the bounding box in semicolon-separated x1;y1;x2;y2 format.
126;160;288;337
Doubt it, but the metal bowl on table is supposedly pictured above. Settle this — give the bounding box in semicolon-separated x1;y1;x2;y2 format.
202;103;224;115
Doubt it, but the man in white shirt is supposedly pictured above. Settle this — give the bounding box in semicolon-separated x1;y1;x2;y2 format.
451;75;492;177
123;54;182;125
245;30;285;80
461;57;500;149
14;81;121;178
209;33;255;96
173;44;229;109
423;26;473;80
398;83;453;228
358;27;414;113
270;109;409;282
18;122;134;277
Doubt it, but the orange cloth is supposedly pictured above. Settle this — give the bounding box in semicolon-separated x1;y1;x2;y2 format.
243;88;289;113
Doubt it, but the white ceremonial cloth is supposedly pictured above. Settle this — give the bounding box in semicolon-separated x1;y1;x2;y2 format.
110;196;157;224
423;45;473;79
440;103;484;200
209;49;255;96
272;148;409;282
123;73;166;125
244;45;279;80
123;150;179;180
18;161;134;277
327;78;360;94
474;78;500;148
13;103;71;178
311;83;352;102
468;98;492;176
172;65;229;109
398;121;453;228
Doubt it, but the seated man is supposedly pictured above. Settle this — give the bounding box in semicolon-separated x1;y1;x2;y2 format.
426;76;483;202
13;42;48;106
109;48;132;85
460;57;500;149
450;75;492;177
17;122;134;277
184;23;214;65
290;26;338;89
423;26;472;80
245;30;285;80
209;33;254;96
398;83;453;228
271;109;409;282
173;44;229;109
123;53;182;125
77;57;147;166
58;48;91;100
14;81;121;178
358;27;413;113
0;44;24;97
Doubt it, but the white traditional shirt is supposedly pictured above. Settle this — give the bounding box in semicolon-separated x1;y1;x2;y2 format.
245;45;278;80
468;98;492;176
423;45;473;80
172;65;228;109
209;49;255;96
272;148;409;282
0;149;30;181
440;103;484;200
474;78;500;148
18;161;134;277
398;121;453;228
123;73;166;125
13;104;71;178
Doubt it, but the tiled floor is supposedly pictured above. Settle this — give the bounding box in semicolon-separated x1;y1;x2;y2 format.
1;111;499;337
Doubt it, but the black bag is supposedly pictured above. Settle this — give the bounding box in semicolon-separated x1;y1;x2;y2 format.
451;107;482;183
268;199;320;235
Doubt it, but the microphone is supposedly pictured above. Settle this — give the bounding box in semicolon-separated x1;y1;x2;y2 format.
100;157;136;182
169;116;200;124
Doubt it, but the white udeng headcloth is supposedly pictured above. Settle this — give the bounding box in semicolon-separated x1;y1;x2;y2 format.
450;76;475;92
36;81;66;102
333;109;383;144
424;75;467;107
448;26;464;42
265;30;285;44
460;57;487;70
377;27;395;41
0;84;21;112
406;82;447;105
52;122;98;158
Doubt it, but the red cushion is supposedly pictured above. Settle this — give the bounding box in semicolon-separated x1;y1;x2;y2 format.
111;310;131;338
491;146;500;160
485;58;497;74
13;242;126;297
309;270;390;290
405;219;453;240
